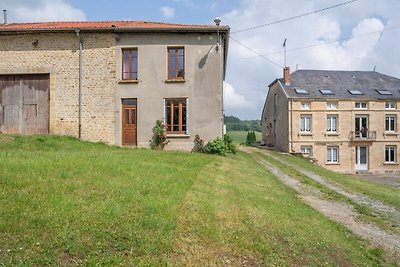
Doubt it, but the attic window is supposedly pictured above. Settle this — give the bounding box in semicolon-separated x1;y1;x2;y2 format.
348;90;363;95
320;89;334;95
376;90;392;95
294;88;309;95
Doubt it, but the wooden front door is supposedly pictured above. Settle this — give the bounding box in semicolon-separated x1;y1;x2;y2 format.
0;74;50;134
122;99;137;145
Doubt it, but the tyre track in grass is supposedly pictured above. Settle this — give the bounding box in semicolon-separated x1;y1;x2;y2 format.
241;146;400;260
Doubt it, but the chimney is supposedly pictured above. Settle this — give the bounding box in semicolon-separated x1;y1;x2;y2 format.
3;10;7;25
283;66;290;85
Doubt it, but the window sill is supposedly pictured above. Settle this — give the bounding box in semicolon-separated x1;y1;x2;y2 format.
325;162;340;165
325;132;340;136
384;132;399;136
383;162;399;165
165;79;185;83
167;134;190;138
119;79;139;84
299;132;313;136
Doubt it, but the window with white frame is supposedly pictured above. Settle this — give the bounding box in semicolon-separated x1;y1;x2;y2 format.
355;102;367;109
327;115;338;132
327;146;339;163
301;146;313;157
301;102;311;110
385;115;396;132
385;102;396;109
326;102;337;109
300;115;312;132
385;146;396;163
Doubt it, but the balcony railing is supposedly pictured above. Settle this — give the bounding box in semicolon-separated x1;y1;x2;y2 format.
350;131;376;141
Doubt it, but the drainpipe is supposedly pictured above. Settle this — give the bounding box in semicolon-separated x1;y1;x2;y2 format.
290;98;294;152
75;29;83;140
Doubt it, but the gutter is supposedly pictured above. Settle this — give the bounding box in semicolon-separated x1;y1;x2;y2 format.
290;98;294;152
75;29;83;140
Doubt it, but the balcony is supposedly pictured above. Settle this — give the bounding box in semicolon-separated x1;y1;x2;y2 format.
350;131;376;141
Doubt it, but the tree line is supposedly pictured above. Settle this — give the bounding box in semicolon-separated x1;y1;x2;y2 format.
224;115;262;132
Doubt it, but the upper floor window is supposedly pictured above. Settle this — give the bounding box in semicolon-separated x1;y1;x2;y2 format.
355;102;367;109
385;115;396;132
168;47;185;80
301;146;313;157
385;102;396;109
327;115;337;132
301;102;310;110
327;146;339;163
385;146;396;163
300;115;312;132
122;48;138;80
165;98;187;134
326;102;337;109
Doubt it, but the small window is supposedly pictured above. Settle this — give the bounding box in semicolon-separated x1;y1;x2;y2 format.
327;115;337;132
385;146;396;163
326;102;337;109
327;146;339;163
168;47;185;80
385;102;396;109
301;102;310;110
376;90;392;95
300;115;312;132
294;88;309;95
355;102;367;109
348;90;363;95
385;115;396;132
301;146;313;157
122;48;138;80
165;98;187;134
320;89;334;95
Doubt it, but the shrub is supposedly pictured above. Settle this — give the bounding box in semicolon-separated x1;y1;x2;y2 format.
203;134;236;156
149;120;169;150
246;131;256;146
192;134;204;153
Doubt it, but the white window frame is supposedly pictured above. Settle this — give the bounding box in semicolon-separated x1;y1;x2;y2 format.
301;146;313;157
385;146;396;163
327;146;339;163
301;102;311;110
385;102;396;110
355;102;367;109
326;115;338;133
300;115;312;133
385;115;396;132
326;102;337;109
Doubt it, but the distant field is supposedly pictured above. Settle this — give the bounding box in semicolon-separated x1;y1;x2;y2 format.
0;135;385;266
227;130;262;144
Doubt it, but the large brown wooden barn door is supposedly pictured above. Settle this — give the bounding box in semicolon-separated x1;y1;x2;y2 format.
0;74;49;134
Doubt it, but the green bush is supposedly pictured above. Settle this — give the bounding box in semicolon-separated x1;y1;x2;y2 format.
246;131;256;146
203;134;236;156
149;120;169;150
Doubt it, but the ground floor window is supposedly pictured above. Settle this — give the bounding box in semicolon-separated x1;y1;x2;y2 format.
385;146;396;163
165;98;187;134
301;146;313;157
327;146;339;163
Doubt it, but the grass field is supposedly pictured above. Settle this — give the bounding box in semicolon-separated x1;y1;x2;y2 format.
226;131;262;144
0;135;387;266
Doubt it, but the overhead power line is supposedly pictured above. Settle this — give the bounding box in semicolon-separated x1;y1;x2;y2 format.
229;36;283;69
231;0;359;34
231;25;400;62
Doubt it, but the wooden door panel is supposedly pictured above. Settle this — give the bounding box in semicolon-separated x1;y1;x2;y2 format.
122;103;137;145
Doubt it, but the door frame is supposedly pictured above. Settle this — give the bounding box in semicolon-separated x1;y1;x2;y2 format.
121;99;137;146
355;146;368;171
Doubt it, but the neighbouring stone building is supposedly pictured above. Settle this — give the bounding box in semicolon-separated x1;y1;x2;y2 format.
261;67;400;174
0;21;229;150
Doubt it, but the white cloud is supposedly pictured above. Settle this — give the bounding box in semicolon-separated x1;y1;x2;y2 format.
3;0;86;23
223;82;254;109
160;6;175;19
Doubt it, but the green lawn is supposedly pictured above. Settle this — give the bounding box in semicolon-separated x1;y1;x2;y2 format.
0;135;386;266
227;131;262;144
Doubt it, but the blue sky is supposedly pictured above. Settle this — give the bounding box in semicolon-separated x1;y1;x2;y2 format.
3;0;400;119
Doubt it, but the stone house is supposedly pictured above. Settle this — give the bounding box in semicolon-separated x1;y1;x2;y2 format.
0;21;229;150
261;67;400;174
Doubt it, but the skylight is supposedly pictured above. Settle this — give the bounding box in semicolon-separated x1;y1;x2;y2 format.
376;90;392;95
294;88;309;95
320;89;334;95
348;90;363;95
